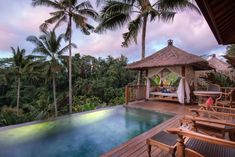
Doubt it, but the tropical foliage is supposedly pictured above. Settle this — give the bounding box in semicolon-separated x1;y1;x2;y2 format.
225;44;235;68
0;49;136;126
202;72;235;87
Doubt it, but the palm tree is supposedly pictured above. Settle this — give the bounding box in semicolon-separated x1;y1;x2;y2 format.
96;0;200;84
97;0;200;58
32;0;99;113
27;31;75;117
11;47;32;115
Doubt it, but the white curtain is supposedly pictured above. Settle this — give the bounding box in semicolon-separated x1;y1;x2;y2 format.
146;78;150;99
177;77;191;104
185;79;190;103
177;78;185;104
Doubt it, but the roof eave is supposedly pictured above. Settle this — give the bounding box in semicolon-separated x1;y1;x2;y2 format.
195;0;223;44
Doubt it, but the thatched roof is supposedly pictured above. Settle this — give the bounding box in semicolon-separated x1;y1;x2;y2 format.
208;54;231;71
126;40;212;70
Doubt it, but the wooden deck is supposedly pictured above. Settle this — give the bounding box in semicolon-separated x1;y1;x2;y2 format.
101;100;198;157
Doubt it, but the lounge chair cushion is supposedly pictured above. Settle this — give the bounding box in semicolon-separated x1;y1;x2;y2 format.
186;139;235;157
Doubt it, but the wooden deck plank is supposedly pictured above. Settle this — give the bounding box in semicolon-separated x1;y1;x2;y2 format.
101;100;197;157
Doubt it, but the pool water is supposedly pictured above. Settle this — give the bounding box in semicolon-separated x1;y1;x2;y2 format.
0;106;173;157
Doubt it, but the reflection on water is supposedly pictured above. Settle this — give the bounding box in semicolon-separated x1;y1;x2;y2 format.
0;106;172;157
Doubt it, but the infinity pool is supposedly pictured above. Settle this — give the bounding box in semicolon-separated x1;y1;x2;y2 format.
0;106;173;157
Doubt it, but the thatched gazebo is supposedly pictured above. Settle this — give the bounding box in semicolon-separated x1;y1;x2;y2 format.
208;54;231;72
126;40;212;104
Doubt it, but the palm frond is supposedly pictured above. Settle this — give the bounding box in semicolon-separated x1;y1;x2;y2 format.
72;13;87;28
101;1;132;16
80;27;90;35
32;0;63;9
53;15;67;31
159;10;175;22
40;23;49;33
56;33;66;45
122;15;142;47
157;0;201;15
96;13;131;33
65;22;72;41
78;9;99;21
148;8;160;21
58;43;77;56
27;35;51;57
95;1;133;33
76;1;93;10
45;13;64;25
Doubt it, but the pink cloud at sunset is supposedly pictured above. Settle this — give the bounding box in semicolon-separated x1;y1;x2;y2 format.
0;0;227;62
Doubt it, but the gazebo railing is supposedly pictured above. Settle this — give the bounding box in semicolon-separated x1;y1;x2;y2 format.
125;85;146;104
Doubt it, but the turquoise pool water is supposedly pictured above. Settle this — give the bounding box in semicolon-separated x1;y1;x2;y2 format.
0;106;172;157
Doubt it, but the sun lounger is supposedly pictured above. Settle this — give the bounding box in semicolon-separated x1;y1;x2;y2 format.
167;128;235;157
183;115;235;140
190;108;235;121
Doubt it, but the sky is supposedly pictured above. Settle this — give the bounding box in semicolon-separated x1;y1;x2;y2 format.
0;0;227;62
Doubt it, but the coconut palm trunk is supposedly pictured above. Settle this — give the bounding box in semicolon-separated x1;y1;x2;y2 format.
68;15;73;113
138;16;148;85
16;76;21;115
142;16;147;59
52;73;58;117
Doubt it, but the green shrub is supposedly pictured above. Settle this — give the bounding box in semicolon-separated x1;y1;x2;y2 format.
73;96;105;112
201;72;235;87
0;106;24;126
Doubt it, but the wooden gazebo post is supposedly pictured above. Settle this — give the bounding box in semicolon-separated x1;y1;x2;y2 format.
182;65;186;104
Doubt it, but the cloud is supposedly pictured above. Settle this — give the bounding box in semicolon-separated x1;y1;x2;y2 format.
0;0;227;62
0;0;52;52
73;10;226;61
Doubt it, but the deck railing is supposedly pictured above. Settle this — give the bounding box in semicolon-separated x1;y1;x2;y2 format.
220;87;234;94
124;85;234;105
125;85;146;104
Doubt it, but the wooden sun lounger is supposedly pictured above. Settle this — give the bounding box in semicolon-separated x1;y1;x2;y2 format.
167;128;235;157
190;108;235;120
184;115;235;140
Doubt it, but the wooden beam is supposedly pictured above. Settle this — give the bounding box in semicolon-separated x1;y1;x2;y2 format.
202;0;224;43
